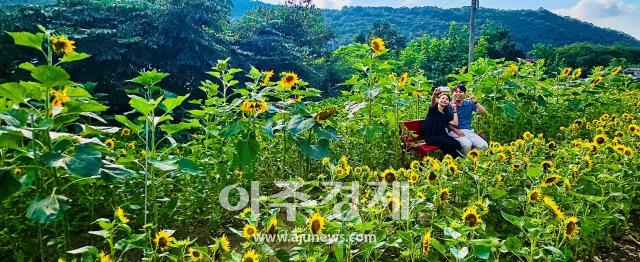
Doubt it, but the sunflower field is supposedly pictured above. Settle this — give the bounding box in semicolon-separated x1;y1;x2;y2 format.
1;27;640;262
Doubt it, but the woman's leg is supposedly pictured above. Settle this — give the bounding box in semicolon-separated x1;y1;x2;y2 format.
426;136;463;158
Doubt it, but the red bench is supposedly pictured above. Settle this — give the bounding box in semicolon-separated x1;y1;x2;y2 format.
400;120;440;164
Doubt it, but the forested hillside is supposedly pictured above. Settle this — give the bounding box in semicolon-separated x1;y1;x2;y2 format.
323;6;639;51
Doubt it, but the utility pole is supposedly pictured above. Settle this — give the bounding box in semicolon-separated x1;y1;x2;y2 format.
468;0;479;67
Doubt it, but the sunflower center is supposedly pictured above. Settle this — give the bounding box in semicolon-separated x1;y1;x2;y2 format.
440;192;449;201
429;172;436;181
465;214;478;226
530;192;539;200
566;221;575;235
244;257;255;262
311;220;321;234
596;137;605;144
193;251;201;258
247;228;255;235
545;177;557;184
158;237;168;249
387;200;397;211
268;225;276;235
384;173;395;183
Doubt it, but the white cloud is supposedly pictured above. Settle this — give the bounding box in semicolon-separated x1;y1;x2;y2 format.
554;0;640;39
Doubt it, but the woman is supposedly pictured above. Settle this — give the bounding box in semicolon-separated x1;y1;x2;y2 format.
422;87;463;158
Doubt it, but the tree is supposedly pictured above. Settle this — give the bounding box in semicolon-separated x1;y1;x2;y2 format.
355;20;407;51
480;26;525;61
230;5;334;90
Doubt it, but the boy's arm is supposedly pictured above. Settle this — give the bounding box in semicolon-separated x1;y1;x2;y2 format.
448;124;465;137
470;95;489;115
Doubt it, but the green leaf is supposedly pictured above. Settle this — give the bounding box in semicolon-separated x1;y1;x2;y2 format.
314;126;339;141
178;159;201;175
501;100;518;118
129;95;157;115
26;194;70;224
0;83;27;103
161;95;189;113
297;138;331;160
129;69;169;87
60;52;90;63
450;246;469;259
432;238;447;257
149;158;178;171
7;31;44;51
502;237;522;252
473;244;491;260
160;121;200;136
275;249;290;262
0;172;21;200
488;188;507;200
114;115;143;134
64;100;108;113
287;116;316;136
221;120;245;137
334;242;344;262
0;129;23;149
27;65;72;88
115;233;147;253
100;162;135;181
501;211;525;229
233;132;259;172
67;144;102;177
67;246;98;255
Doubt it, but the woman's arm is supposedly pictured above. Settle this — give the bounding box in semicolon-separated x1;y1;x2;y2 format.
430;87;441;108
449;105;458;126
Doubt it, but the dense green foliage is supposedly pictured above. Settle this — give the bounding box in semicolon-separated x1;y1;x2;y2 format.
324;6;639;51
529;42;640;71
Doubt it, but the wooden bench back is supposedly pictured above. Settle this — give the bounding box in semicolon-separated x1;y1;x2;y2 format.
400;119;425;144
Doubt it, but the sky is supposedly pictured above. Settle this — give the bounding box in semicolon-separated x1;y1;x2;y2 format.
257;0;640;40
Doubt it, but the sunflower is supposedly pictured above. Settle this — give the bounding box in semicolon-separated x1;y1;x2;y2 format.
468;149;480;161
267;217;278;235
99;251;111;262
13;167;22;176
541;160;553;171
315;107;337;123
263;70;274;86
242;249;259;262
321;157;330;166
615;131;624;138
128;142;136;150
439;188;450;202
381;168;397;184
547;141;557;150
448;164;458;174
611;66;622;76
115;207;129;224
189;247;203;261
541;174;561;187
572;68;582;79
497;153;507;162
591;76;603;87
239;207;251;219
430;159;442;171
242;224;258;239
51;86;71;106
410;160;421;170
624;147;634;157
51;36;76;55
543;196;565;220
240;100;269;115
398;73;409;87
511;162;523;171
629;124;639;133
561;68;572;77
428;172;437;182
462;207;482;227
334;167;345;177
219;234;230;252
353;166;363;176
528;188;541;202
105;138;116;149
279;72;299;89
614;145;626;154
421;231;431;255
387;196;400;212
409;171;419;183
154;230;175;252
370;37;386;54
308;212;325;235
564;216;579;239
120;128;131;137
